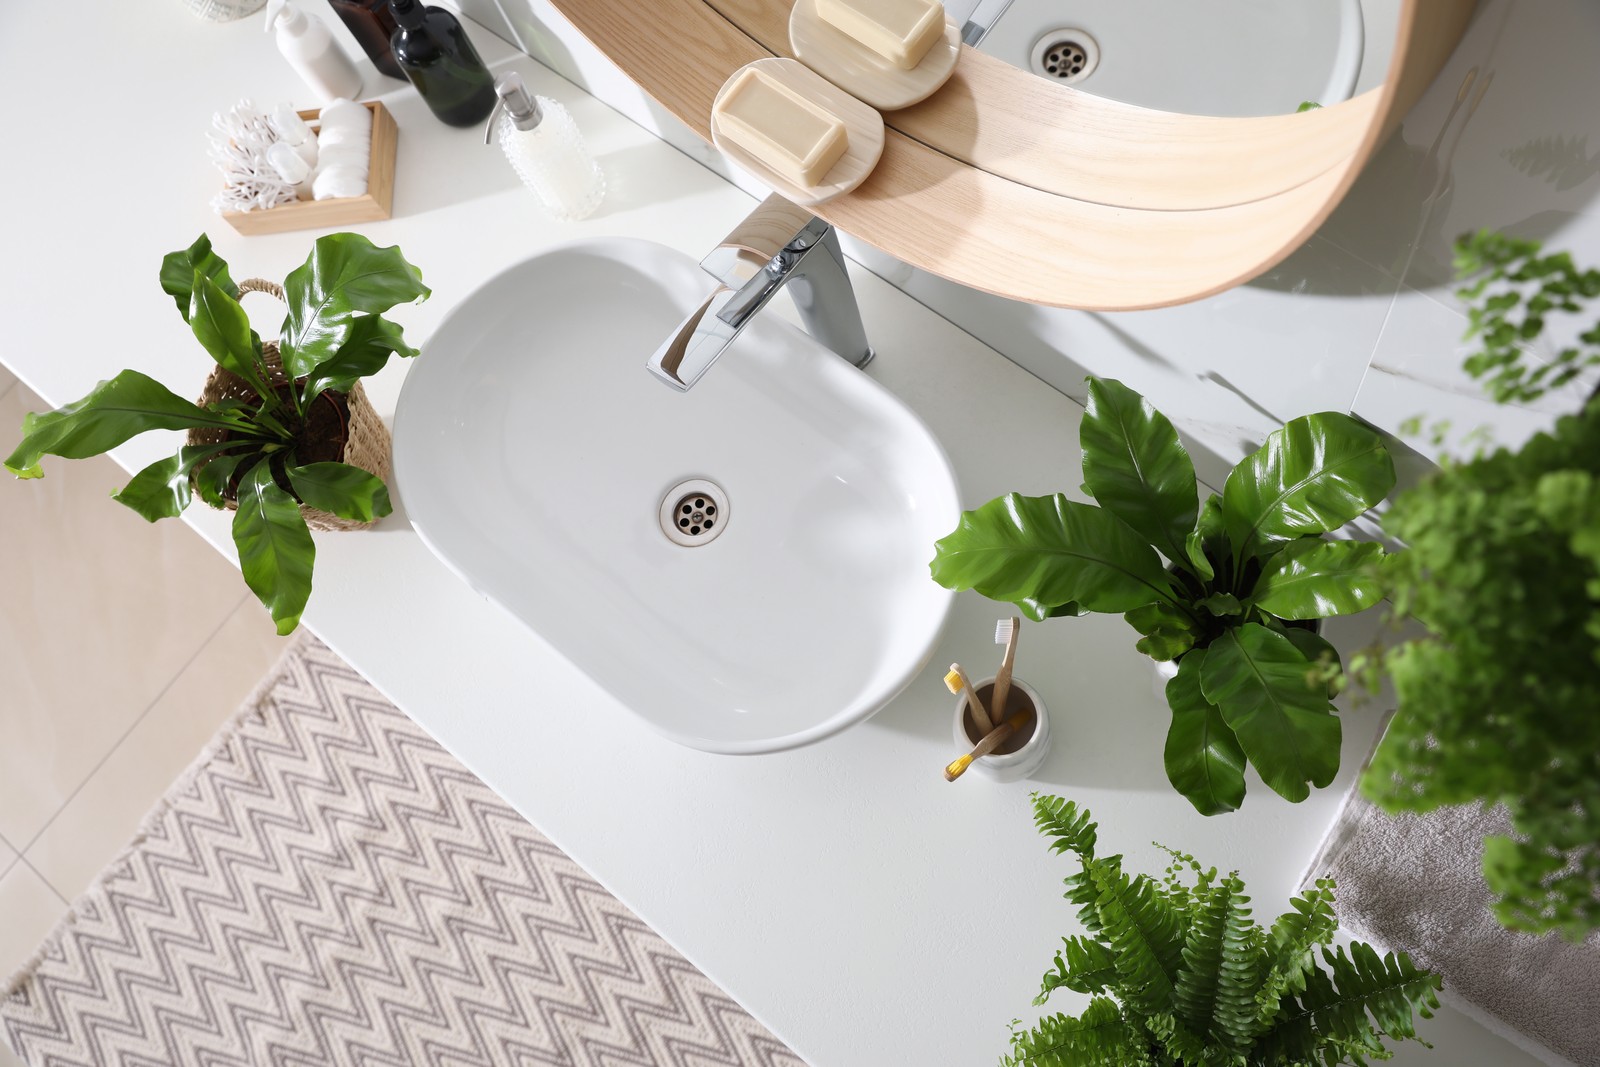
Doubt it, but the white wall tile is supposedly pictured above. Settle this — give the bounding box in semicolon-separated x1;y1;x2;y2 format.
1354;283;1592;464
1398;0;1600;299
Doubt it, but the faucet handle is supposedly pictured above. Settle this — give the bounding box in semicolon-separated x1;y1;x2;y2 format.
701;194;820;287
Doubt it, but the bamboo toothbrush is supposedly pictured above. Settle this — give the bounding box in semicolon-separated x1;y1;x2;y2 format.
990;617;1021;721
945;663;994;734
944;708;1033;781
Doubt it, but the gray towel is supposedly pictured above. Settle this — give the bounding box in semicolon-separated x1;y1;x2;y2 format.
1303;791;1600;1067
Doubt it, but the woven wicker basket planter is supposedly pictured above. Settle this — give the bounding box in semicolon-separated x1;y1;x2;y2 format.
186;278;391;533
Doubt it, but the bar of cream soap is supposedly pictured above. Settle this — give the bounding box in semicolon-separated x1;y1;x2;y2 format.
815;0;944;70
712;66;850;187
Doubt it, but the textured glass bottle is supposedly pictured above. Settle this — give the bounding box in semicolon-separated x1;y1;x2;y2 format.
488;73;605;221
388;0;495;127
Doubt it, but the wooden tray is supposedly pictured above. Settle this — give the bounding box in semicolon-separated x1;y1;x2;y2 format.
710;58;884;206
788;0;959;112
222;100;397;236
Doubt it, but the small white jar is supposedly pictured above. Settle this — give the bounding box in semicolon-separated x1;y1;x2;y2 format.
951;676;1051;783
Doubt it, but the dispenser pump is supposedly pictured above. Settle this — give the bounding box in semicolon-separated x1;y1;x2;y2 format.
263;0;306;34
483;72;544;142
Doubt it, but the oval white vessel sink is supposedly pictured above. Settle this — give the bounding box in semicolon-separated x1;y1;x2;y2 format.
393;239;959;753
976;0;1365;117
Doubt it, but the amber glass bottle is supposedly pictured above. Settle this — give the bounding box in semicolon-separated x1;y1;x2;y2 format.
388;0;496;127
326;0;404;79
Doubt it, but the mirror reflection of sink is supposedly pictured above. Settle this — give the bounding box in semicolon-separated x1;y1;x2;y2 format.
967;0;1368;116
393;239;959;754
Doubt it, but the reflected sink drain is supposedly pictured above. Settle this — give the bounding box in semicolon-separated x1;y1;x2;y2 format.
659;478;729;547
1030;28;1099;83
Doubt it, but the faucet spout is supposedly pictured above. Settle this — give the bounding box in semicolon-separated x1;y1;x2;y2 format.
647;195;874;391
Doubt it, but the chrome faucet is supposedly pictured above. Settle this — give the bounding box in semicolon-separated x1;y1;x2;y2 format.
647;195;874;391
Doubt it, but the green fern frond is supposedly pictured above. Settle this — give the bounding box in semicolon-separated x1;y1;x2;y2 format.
1038;936;1120;1004
1173;874;1248;1042
1062;868;1107;939
1146;1011;1236;1066
1256;943;1441;1065
1210;887;1267;1052
1033;794;1098;861
1254;880;1339;1027
1089;858;1187;1016
1004;998;1151;1067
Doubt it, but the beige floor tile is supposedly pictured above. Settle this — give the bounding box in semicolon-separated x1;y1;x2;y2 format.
0;835;15;881
0;385;251;847
0;362;17;401
27;601;284;900
0;863;66;982
0;1037;23;1067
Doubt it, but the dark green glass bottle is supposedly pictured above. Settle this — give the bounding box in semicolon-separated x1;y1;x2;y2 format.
388;0;496;127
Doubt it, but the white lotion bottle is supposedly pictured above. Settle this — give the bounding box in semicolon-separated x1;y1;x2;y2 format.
264;0;362;104
485;72;604;221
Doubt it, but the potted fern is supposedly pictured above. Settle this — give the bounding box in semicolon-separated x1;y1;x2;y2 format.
1007;793;1440;1066
1352;232;1600;940
4;232;430;635
930;379;1395;815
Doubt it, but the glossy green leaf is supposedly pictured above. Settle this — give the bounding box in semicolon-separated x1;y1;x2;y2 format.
111;443;237;522
1017;597;1087;622
1198;593;1243;617
159;234;236;322
279;233;430;380
190;273;271;400
195;451;250;509
930;493;1177;614
1185;494;1226;583
1222;412;1395;559
5;370;245;478
300;314;419;402
1164;650;1248;815
1252;538;1387;620
233;461;315;635
1126;601;1198;661
1201;623;1342;804
1279;625;1342;699
286;462;392;522
1080;377;1198;564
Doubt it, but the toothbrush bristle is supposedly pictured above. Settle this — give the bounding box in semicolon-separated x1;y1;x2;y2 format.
995;618;1015;643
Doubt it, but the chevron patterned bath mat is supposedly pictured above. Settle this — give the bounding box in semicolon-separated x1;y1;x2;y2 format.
2;635;804;1067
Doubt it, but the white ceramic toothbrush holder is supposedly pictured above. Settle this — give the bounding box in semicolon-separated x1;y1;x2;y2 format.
952;676;1051;783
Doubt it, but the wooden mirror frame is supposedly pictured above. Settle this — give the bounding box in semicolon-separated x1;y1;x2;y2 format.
549;0;1477;309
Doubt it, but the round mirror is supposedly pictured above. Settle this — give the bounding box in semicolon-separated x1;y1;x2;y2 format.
548;0;1476;309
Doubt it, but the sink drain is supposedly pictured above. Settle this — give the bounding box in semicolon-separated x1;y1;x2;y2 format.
659;478;729;547
1030;28;1099;83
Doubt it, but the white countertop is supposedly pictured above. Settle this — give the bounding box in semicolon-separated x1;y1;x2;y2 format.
0;6;1462;1064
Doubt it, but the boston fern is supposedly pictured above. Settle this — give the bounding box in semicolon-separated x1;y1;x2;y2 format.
1008;794;1440;1067
4;233;429;635
930;379;1394;815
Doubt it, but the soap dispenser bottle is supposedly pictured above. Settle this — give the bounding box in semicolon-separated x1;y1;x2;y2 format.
485;72;605;221
388;0;496;127
265;0;363;103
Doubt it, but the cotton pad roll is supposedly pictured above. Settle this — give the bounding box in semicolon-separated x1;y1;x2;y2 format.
317;97;370;132
312;164;368;200
316;144;369;172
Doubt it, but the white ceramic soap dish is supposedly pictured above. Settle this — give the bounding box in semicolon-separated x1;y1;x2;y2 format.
788;0;961;112
710;58;885;207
